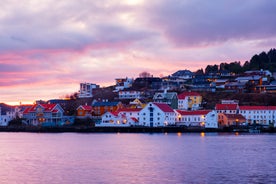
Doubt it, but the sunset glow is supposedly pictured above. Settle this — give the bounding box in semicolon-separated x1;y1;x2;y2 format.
1;0;276;104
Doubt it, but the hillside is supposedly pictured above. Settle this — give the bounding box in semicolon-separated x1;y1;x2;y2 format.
201;92;276;109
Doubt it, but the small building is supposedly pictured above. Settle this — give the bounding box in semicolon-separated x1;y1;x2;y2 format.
153;90;178;109
92;101;123;116
118;90;142;100
99;108;141;127
171;70;193;79
218;113;246;127
139;102;176;127
176;110;218;128
178;92;202;110
76;105;92;117
78;83;99;98
114;77;133;92
129;98;147;109
0;107;14;126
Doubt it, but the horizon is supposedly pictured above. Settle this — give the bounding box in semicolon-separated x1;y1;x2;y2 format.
1;0;276;105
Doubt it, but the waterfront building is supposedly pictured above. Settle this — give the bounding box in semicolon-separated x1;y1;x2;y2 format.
239;106;276;126
78;83;99;98
23;104;64;126
218;113;246;127
139;102;175;127
153;90;178;109
99;108;141;127
177;92;202;110
0;107;13;126
76;105;93;118
176;110;218;128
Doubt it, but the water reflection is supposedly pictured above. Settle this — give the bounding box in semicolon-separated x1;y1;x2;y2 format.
0;133;275;184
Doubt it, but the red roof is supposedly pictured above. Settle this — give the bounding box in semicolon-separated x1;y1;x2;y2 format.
23;104;58;113
117;108;142;112
178;92;201;99
176;110;211;115
110;111;119;116
215;104;238;110
239;106;276;110
131;117;139;122
78;105;92;111
153;103;174;112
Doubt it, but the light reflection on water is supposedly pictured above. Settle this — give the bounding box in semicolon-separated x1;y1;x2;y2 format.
0;133;275;184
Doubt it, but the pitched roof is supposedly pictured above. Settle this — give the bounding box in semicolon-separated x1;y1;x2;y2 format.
215;104;238;110
23;104;61;113
178;92;201;99
117;108;142;112
78;105;92;111
153;103;175;113
176;110;211;115
239;106;276;110
153;92;177;100
131;117;139;122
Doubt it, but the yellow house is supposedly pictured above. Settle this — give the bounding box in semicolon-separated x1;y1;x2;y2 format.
178;92;202;110
129;98;147;109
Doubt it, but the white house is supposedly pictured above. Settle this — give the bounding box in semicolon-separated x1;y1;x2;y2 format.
175;110;218;128
118;90;142;99
78;83;99;98
99;108;141;127
139;102;176;127
0;107;19;126
239;106;276;126
114;78;134;92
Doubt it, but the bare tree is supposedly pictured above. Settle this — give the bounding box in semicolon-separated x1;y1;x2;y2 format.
139;71;151;78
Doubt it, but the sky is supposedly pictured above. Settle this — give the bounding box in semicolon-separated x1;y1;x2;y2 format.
1;0;276;105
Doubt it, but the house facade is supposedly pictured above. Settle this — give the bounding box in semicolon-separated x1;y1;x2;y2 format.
118;90;142;99
139;102;175;127
99;108;141;127
239;106;276;126
178;92;202;110
92;101;123;116
78;83;99;98
76;105;92;117
215;104;239;114
153;90;178;109
218;113;246;127
176;110;218;128
23;104;64;126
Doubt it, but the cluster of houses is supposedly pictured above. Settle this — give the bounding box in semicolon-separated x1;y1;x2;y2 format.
1;69;276;129
1;90;275;129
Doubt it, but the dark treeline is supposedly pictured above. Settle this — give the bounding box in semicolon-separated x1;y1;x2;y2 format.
200;48;276;74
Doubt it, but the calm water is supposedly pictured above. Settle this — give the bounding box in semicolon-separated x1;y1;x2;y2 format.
0;132;275;184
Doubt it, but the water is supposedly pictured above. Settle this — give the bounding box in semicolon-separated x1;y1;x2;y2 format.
0;132;275;184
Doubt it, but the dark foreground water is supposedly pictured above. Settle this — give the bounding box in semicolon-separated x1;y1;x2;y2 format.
0;132;275;184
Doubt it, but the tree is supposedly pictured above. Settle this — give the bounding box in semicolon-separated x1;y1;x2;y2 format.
139;71;151;78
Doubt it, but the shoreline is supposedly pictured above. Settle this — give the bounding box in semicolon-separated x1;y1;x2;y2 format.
0;126;275;133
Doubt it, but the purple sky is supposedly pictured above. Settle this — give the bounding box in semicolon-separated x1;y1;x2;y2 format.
1;0;276;104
